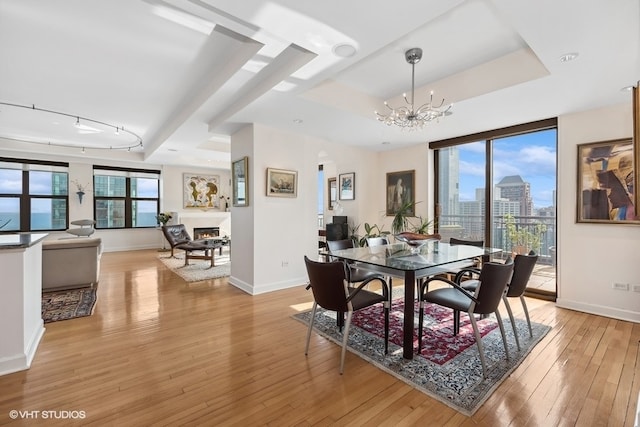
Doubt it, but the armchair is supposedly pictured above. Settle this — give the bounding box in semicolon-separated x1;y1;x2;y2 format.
418;260;514;378
161;224;192;257
461;251;538;351
303;256;389;374
326;239;382;285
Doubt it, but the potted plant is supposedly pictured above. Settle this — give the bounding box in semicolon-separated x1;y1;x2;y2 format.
504;214;547;255
357;222;390;247
156;212;172;226
391;200;418;234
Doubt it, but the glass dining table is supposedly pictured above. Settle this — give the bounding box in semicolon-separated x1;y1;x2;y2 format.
325;241;501;359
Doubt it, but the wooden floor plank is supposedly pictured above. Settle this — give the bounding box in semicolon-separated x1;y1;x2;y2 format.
0;249;638;427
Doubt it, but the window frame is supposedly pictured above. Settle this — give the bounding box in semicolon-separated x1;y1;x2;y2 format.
431;118;557;246
93;165;161;230
0;157;69;232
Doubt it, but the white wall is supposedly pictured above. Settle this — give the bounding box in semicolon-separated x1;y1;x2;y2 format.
228;125;255;292
557;103;640;322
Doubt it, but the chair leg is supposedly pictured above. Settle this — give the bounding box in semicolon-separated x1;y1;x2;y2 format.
494;310;510;360
384;301;389;355
340;311;353;374
520;296;533;337
469;313;488;378
502;296;521;351
453;310;460;335
305;303;318;356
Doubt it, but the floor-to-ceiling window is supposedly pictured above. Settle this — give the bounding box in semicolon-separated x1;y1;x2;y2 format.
432;119;557;299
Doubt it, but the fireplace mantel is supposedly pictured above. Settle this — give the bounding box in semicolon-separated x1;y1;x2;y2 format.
175;212;230;237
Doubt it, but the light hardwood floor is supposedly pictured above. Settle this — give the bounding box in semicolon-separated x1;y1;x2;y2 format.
1;249;638;426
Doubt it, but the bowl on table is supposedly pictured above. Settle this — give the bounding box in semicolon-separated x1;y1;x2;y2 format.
394;232;440;253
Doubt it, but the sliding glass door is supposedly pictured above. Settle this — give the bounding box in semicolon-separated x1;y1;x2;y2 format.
434;121;557;299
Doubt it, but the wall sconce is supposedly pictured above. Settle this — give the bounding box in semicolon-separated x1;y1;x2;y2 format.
77;191;85;204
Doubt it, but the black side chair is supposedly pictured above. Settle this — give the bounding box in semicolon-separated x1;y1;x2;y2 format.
418;260;514;378
462;251;538;351
366;236;393;297
326;239;383;285
303;256;389;374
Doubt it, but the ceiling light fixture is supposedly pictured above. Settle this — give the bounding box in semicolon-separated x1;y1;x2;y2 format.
0;101;143;151
375;48;452;131
559;52;578;63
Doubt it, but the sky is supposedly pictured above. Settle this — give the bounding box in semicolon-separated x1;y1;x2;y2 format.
457;129;557;209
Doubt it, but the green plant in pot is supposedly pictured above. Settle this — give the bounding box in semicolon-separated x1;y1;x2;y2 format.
504;214;547;254
358;222;390;247
391;200;418;234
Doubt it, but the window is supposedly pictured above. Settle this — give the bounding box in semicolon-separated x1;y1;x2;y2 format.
93;166;160;229
432;119;557;298
0;158;69;232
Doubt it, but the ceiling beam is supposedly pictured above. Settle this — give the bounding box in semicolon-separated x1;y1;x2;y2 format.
207;44;317;131
143;25;263;159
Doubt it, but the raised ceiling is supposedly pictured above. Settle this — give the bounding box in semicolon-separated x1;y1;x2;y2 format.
0;0;638;169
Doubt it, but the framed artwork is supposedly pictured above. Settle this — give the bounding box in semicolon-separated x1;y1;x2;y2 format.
183;173;220;208
577;138;638;223
339;172;355;200
634;85;640;217
327;177;337;210
386;170;415;216
266;168;297;197
232;156;249;207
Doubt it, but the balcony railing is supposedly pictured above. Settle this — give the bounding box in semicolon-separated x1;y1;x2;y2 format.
438;214;556;295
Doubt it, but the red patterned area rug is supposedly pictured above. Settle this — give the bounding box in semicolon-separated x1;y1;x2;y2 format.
42;287;97;323
293;298;551;416
352;299;498;365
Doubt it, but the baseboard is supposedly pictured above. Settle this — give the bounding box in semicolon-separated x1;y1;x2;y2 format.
228;276;304;295
556;298;640;323
0;323;45;377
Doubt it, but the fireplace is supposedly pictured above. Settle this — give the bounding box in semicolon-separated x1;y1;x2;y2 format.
193;227;220;240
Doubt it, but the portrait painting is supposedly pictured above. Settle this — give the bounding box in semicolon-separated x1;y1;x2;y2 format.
386;170;415;216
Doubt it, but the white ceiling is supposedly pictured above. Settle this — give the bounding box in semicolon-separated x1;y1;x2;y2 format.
0;0;638;169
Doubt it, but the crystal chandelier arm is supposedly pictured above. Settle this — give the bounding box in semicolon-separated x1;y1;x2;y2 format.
373;47;452;130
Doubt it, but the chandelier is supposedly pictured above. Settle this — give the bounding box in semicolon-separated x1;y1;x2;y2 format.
375;48;452;130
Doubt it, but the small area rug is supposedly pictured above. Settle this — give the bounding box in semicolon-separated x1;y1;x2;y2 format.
157;252;230;282
293;298;550;416
42;287;97;323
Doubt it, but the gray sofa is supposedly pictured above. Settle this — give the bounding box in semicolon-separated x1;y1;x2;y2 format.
42;237;102;291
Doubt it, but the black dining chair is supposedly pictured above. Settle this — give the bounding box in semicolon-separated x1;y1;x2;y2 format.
418;260;514;378
461;251;538;351
366;236;394;298
326;239;383;285
303;256;389;374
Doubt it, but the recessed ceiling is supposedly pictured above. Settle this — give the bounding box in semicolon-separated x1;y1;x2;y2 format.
0;0;637;168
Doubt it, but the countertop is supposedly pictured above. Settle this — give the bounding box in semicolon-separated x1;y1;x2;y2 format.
0;233;48;249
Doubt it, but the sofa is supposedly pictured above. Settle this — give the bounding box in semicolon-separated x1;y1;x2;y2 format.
42;237;102;291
